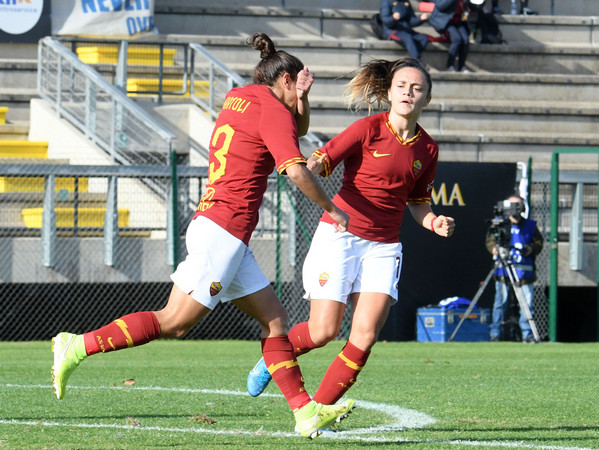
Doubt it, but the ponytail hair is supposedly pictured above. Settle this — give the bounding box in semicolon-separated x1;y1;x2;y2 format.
247;32;304;86
344;57;432;111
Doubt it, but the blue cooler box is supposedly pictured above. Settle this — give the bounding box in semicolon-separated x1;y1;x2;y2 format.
416;307;490;342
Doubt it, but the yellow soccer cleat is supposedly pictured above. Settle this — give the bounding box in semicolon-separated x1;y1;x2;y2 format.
51;332;86;399
294;399;355;439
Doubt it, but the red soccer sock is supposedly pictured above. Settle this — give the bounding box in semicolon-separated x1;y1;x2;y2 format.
262;336;311;411
83;311;161;356
288;321;322;356
313;340;370;405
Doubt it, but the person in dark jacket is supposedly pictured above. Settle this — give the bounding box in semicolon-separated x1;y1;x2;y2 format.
429;0;471;72
380;0;431;61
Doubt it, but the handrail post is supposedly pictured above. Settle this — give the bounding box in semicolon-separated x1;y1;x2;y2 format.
104;175;118;266
42;175;57;267
569;183;584;270
275;175;282;297
85;77;97;142
596;154;599;341
548;151;559;342
167;149;180;267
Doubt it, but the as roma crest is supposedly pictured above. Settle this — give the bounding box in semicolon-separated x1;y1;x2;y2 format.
319;272;329;287
210;281;222;296
413;159;422;176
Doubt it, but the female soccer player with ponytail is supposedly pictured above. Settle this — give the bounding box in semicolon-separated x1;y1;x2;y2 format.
248;57;455;404
52;32;354;439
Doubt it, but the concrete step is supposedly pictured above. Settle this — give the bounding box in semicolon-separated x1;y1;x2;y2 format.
154;4;599;45
228;65;599;105
305;126;599;172
307;98;599;137
154;0;595;19
0;88;37;121
0;121;29;140
493;0;597;16
0;59;37;89
176;35;599;75
432;131;599;172
155;0;377;9
0;43;37;60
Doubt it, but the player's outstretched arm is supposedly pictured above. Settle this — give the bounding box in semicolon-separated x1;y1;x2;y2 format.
286;163;348;231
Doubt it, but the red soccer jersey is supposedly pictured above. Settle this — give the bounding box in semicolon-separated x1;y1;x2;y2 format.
315;112;438;243
193;84;306;244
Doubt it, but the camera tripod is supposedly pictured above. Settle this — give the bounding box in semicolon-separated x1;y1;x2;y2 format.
449;249;540;343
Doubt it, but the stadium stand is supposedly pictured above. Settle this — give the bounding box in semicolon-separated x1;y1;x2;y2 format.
150;0;599;171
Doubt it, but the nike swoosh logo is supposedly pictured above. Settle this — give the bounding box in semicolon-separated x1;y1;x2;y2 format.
59;334;75;362
373;150;391;157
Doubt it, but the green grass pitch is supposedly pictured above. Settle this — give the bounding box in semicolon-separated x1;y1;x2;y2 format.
1;339;599;448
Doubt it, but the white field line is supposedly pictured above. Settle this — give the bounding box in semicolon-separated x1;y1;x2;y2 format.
1;384;594;449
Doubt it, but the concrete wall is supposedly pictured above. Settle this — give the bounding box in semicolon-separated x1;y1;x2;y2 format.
558;242;599;287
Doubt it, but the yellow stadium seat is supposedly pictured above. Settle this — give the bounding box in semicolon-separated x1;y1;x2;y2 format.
126;79;210;98
0;107;8;125
0;141;48;159
21;207;130;228
76;46;177;66
0;176;89;193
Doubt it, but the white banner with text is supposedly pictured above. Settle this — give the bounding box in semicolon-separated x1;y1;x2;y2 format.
52;0;156;37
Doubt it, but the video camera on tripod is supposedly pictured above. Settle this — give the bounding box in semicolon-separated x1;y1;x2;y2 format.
449;197;540;342
486;200;523;257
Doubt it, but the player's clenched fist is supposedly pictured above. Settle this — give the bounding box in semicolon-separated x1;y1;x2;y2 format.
296;66;313;99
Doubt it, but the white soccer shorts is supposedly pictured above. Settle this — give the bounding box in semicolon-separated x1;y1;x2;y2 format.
302;222;403;305
170;216;270;310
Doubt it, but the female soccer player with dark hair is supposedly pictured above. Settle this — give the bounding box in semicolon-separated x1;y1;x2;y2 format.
248;57;455;404
52;32;354;439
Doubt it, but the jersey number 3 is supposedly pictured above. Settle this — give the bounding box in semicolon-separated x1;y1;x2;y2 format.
198;124;234;212
209;124;234;184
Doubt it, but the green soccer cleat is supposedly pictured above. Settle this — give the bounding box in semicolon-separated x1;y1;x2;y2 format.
294;399;355;439
51;332;86;399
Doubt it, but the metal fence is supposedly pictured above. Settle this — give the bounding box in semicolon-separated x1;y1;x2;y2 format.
530;170;599;342
1;160;596;341
0;161;348;341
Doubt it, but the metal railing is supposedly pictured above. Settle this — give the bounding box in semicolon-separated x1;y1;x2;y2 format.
38;37;177;166
53;37;324;151
189;42;246;122
188;42;323;149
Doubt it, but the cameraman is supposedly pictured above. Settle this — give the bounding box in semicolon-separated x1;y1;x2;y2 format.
485;195;543;342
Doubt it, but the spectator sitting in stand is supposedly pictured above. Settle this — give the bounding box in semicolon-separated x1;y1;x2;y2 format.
380;0;431;63
514;0;537;15
491;0;536;15
490;0;503;14
429;0;472;72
